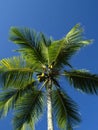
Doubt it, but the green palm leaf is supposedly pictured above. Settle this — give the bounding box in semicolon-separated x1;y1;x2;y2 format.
9;27;48;68
48;24;92;68
0;81;36;119
48;39;70;68
13;90;44;130
0;89;18;118
52;88;81;129
64;69;98;94
17;120;35;130
0;56;34;88
38;33;51;65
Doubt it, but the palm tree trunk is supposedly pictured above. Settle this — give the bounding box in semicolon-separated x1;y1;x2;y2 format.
47;84;54;130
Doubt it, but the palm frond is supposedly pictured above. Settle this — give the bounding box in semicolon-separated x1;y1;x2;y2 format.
64;69;98;94
13;90;44;130
48;39;70;68
48;24;92;69
0;56;34;88
38;33;51;65
67;124;73;130
9;27;49;67
0;81;37;119
0;89;19;118
13;119;35;130
52;88;81;129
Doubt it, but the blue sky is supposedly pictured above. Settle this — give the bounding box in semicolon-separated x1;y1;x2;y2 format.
0;0;98;130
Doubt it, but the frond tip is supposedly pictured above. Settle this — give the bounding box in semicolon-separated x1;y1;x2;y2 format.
0;89;17;118
48;24;93;69
64;69;98;94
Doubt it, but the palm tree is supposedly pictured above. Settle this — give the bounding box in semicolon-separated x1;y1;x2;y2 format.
0;24;98;130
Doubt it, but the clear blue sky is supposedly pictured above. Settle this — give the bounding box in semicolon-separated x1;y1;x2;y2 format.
0;0;98;130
